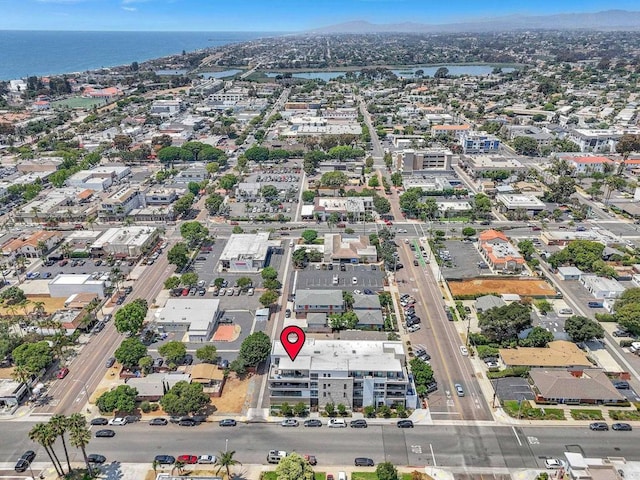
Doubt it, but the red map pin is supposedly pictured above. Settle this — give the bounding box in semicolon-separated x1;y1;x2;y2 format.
280;325;306;362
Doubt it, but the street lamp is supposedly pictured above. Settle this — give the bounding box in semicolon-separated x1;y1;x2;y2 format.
225;438;228;453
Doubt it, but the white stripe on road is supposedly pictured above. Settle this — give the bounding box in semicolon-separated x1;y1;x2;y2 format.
511;426;522;446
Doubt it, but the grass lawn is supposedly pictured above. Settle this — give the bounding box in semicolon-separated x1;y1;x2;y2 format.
503;400;566;420
51;96;108;109
570;409;604;420
352;474;378;480
262;473;325;480
609;410;640;421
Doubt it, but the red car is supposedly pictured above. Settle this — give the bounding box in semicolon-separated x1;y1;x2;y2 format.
56;367;69;379
181;288;189;296
177;455;198;464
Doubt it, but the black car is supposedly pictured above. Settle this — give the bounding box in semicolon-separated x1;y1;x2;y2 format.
219;418;237;427
191;415;207;423
116;296;125;305
95;429;116;438
350;419;368;428
178;418;197;426
614;381;630;390
182;354;193;365
589;422;609;431
149;417;168;426
397;420;414;428
154;455;175;465
105;357;116;368
363;289;374;295
87;454;106;464
354;457;375;467
124;415;140;423
90;417;109;426
303;419;323;427
14;451;36;472
218;359;230;369
124;286;133;294
406;317;421;326
612;423;632;431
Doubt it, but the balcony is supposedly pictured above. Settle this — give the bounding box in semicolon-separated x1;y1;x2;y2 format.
269;382;310;390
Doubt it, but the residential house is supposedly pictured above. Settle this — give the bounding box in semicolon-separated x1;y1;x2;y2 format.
126;373;191;402
499;341;592;369
294;290;344;316
474;295;506;313
352;294;384;330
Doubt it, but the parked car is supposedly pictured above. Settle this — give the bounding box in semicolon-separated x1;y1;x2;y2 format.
95;429;116;438
544;458;566;470
105;357;116;368
589;422;609;431
177;455;198;464
108;417;127;426
198;455;217;464
87;454;106;464
90;417;108;426
154;455;175;465
397;420;414;428
354;458;375;467
178;418;197;427
327;418;347;428
281;418;299;427
56;367;69;379
612;423;632;431
219;418;237;427
614;381;630;389
350;419;368;428
149;418;168;426
303;419;322;427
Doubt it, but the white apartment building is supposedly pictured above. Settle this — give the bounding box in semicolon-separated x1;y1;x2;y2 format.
269;339;417;409
396;148;452;173
150;99;182;118
99;187;144;221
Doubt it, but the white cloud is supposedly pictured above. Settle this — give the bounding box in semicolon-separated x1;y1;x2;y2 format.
122;5;137;11
36;0;87;4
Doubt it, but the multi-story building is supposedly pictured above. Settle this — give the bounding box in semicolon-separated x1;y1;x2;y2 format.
219;232;278;272
99;187;144;221
560;155;614;175
269;339;417;409
89;226;159;258
478;229;525;272
396;148;452;173
150;99;182;118
308;197;373;222
460;131;501;154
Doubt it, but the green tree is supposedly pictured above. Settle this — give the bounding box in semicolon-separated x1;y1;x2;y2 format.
293;401;307;417
159;380;210;416
320;171;349;190
180;221;208;247
158;341;187;364
167;242;189;269
238;331;271;366
259;290;279;309
472;193;492;219
236;277;253;290
173;192;195;216
478;303;532;343
513;136;540;156
219;174;239;191
301;229;318;244
535;299;553;315
29;423;64;477
261;266;278;281
164;276;181;290
96;384;138;414
214;450;242;479
462;227;476;237
373;195;391;214
245;146;270;162
12;341;52;372
565;315;605;342
275;452;315;480
180;272;199;287
368;175;380;188
434;67;449;78
49;415;72;474
521;326;554;347
67;413;93;477
205;193;224;215
544;177;576;203
0;286;26;305
260;184;279;200
376;461;399;480
114;338;147;369
390;172;403;186
157;146;182;168
518;240;535;261
196;345;218;363
548;240;604;270
301;190;316;203
409;358;434;396
114;299;148;335
187;181;201;196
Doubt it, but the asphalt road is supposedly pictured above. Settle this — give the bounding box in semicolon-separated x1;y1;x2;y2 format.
3;422;640;469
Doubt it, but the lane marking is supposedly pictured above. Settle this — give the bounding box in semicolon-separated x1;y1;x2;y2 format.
512;426;522;446
429;443;437;467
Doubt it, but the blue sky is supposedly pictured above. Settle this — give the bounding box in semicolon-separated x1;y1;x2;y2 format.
1;0;638;31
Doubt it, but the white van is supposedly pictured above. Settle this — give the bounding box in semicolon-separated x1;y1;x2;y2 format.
267;450;288;464
332;274;339;285
328;418;347;428
338;472;348;480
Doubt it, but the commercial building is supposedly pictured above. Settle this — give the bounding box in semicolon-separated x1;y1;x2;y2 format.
579;275;626;299
219;232;278;272
1;231;63;259
294;290;344;315
506;126;553;148
561;155;614;175
557;266;583;281
312;197;373;222
269;339;417;409
499;341;592;369
90;226;159;258
155;298;221;342
431;124;470;137
174;164;208;184
496;194;546;215
323;234;377;264
150;99;182;118
396;148;452;173
460;131;501;154
478;230;525;272
0;379;29;414
99;187;144;221
460;154;526;178
529;368;626;405
48;274;106;299
67;166;130;191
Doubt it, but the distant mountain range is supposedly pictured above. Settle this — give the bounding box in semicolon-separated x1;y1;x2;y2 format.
308;10;640;34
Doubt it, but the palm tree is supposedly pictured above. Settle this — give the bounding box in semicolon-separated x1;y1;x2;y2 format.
214;450;241;479
49;414;72;474
11;364;33;395
29;423;64;477
68;413;93;476
152;459;160;476
172;460;186;475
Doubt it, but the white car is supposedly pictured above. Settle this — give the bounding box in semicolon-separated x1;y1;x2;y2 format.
459;345;469;356
281;418;299;427
352;277;357;285
198;455;217;464
407;324;421;333
353;290;362;295
545;459;566;470
108;417;127;426
327;418;347;428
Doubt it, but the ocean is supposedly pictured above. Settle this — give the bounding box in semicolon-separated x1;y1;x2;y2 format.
0;30;279;81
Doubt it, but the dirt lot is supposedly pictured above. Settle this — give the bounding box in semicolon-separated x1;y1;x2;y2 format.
213;373;249;414
448;278;557;297
0;295;67;315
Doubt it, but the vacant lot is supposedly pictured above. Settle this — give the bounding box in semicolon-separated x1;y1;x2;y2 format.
449;278;557;297
0;295;66;315
214;373;249;414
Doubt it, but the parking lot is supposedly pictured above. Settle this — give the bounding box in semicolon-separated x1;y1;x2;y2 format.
23;257;135;282
556;278;608;314
440;240;487;280
532;311;569;340
295;263;385;291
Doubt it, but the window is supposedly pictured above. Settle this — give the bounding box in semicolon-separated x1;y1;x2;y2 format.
344;384;347;389
323;392;326;397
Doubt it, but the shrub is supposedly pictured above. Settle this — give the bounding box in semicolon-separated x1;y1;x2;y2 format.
150;403;159;411
476;345;499;359
140;401;151;413
487;366;530;379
